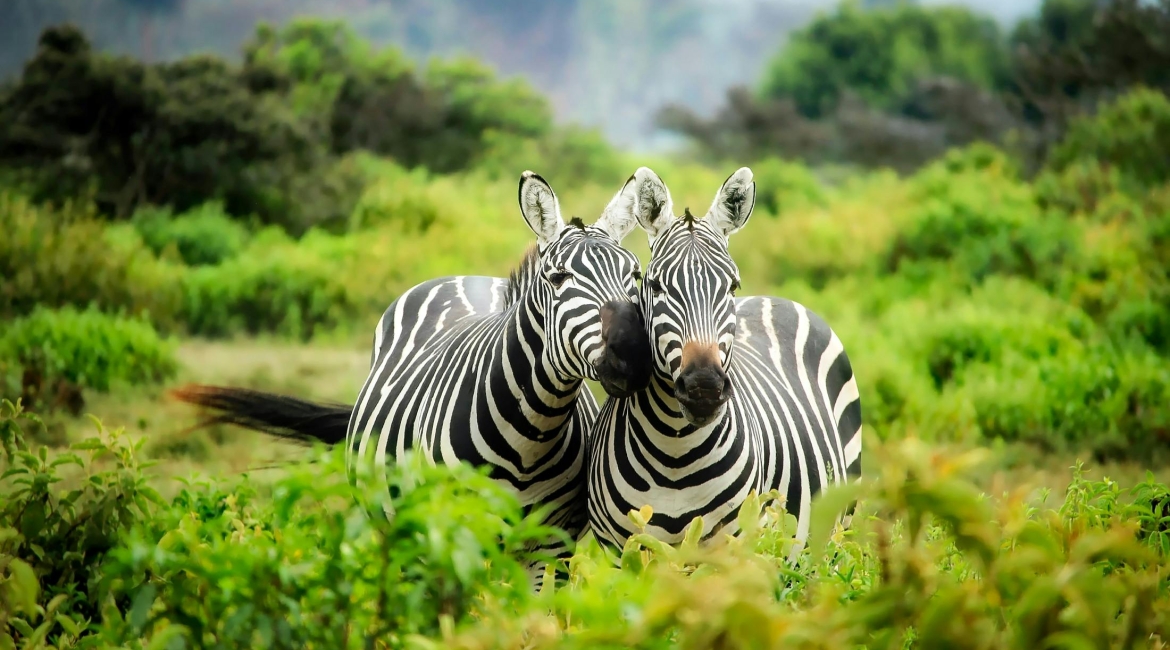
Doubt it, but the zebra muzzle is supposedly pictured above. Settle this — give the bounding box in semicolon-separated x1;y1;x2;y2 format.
675;342;733;423
596;300;653;398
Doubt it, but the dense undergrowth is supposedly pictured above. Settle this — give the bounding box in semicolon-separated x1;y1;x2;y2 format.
3;400;1170;649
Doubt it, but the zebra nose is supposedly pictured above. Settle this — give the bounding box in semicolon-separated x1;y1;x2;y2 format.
676;368;729;404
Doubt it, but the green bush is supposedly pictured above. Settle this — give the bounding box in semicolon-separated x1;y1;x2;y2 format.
1047;87;1170;191
750;157;829;215
0;307;178;412
960;345;1170;457
101;451;558;648
179;232;363;340
476;126;627;189
5;404;1170;649
760;1;1011;118
347;160;442;232
132;202;251;266
0;400;163;645
885;152;1073;285
0;191;182;324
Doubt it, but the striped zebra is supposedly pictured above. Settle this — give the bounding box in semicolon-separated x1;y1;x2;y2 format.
586;166;863;557
173;170;654;588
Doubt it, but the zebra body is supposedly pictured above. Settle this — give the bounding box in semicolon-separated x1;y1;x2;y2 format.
173;171;653;588
585;167;863;554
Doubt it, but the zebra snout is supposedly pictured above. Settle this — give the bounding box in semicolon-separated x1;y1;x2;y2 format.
674;341;733;422
595;300;652;399
675;366;732;406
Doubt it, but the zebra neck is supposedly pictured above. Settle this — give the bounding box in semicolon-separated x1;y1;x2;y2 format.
486;291;583;440
641;373;729;440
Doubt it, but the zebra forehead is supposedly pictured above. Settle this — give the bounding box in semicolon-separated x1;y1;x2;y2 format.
651;223;734;272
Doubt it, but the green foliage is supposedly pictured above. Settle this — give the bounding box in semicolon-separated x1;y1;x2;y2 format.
425;438;1170;648
1047;86;1170;191
0;25;317;227
885;147;1071;286
0;306;178;414
761;0;1011;119
0;402;560;649
246;19;553;176
6;404;1170;649
477;126;626;189
0;191;182;324
1;400;163;647
132;202;251;266
178;230;364;341
101;452;561;648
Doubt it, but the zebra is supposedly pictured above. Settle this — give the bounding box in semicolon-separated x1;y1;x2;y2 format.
585;166;863;558
172;170;655;588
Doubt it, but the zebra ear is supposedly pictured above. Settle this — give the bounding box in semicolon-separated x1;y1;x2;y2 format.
599;166;674;245
518;170;566;249
596;167;667;242
706;167;755;238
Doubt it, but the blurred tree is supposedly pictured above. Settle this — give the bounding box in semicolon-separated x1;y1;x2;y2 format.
658;1;1023;172
242;18;552;173
1011;0;1170;154
0;25;313;226
759;0;1011;119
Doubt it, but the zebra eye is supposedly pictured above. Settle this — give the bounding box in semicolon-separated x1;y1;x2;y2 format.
632;269;643;282
730;279;741;296
646;277;664;294
548;270;572;288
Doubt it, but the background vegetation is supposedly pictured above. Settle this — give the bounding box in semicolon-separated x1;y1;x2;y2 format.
2;0;1170;647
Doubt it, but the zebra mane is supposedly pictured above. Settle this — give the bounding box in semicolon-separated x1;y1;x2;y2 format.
568;216;587;230
504;244;542;309
680;207;697;230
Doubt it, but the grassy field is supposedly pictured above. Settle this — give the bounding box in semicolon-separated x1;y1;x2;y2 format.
45;337;1170;510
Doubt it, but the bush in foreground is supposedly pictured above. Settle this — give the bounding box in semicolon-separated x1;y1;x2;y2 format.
3;402;1170;649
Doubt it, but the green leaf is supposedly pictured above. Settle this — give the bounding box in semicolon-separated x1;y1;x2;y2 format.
8;558;39;615
55;613;83;637
129;584;158;631
737;490;762;537
681;516;705;551
620;537;645;574
1;467;29;480
806;482;865;562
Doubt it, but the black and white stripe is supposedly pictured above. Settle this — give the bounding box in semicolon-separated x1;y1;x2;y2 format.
344;171;655;586
586;167;863;556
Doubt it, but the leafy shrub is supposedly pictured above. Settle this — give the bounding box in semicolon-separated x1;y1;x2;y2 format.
750;157;829;215
5;404;1170;649
100;450;559;649
179;232;363;340
885;152;1073;285
132;201;251;266
347;160;443;232
0;307;178;416
961;344;1170;457
761;2;1011;119
0;191;182;324
476;126;627;189
0;400;163;646
441;438;1170;649
1046;88;1170;191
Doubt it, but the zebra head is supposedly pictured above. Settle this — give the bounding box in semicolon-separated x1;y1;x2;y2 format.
517;171;653;398
631;166;756;427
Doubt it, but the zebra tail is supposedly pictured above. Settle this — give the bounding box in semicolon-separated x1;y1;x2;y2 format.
168;384;352;446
